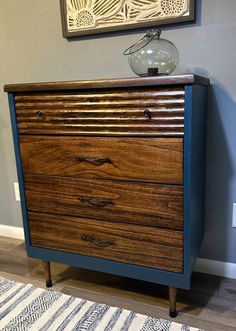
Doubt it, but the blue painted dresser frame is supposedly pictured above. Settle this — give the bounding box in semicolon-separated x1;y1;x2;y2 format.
6;75;208;315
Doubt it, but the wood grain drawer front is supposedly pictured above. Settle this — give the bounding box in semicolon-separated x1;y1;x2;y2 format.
29;212;183;272
15;87;185;136
25;175;183;230
20;136;183;184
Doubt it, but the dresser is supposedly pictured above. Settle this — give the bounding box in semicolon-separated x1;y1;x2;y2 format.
4;75;209;317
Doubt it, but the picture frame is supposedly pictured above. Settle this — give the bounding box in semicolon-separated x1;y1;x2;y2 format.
60;0;195;38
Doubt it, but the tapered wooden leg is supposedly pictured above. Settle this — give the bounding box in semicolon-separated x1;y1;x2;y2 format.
43;261;52;287
169;286;177;318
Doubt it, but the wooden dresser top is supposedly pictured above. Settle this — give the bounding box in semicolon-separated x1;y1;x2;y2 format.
4;74;209;93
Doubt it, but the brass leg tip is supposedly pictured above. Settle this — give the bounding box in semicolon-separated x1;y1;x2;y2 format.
169;309;177;318
46;280;53;288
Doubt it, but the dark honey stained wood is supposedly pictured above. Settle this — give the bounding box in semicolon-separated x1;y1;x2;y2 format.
14;87;185;136
42;261;52;287
15;88;184;101
17;128;184;136
29;211;183;272
169;287;177;317
25;174;183;230
20;136;183;184
4;74;210;92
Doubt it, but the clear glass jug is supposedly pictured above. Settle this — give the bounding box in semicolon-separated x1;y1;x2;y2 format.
124;29;179;77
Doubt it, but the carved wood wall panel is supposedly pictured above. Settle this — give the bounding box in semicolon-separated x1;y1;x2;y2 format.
60;0;195;37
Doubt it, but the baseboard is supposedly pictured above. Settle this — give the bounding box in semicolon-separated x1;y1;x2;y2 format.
1;225;235;279
0;224;24;240
194;258;236;279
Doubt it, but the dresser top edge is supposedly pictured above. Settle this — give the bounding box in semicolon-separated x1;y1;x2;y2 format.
4;74;210;93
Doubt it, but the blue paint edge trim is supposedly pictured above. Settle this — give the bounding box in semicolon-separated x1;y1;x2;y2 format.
28;245;190;289
8;93;31;251
189;85;207;272
184;85;193;279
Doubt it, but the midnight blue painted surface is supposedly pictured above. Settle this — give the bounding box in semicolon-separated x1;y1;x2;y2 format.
189;85;208;272
8;93;31;251
29;245;190;289
183;85;193;279
7;82;208;291
184;85;208;280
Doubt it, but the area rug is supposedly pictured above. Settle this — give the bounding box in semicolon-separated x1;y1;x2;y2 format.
0;277;203;331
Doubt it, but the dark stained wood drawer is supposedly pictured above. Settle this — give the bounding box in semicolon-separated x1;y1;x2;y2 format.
20;136;183;184
25;174;183;230
15;87;185;136
29;211;183;273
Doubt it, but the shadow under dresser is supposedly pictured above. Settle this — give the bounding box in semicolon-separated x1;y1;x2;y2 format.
4;74;209;317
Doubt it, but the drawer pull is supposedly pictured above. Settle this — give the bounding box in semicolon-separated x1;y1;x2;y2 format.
74;156;112;165
79;197;113;207
144;109;152;119
35;111;44;117
80;234;114;247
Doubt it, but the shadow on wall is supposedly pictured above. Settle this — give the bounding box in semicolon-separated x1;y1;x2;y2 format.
200;79;236;263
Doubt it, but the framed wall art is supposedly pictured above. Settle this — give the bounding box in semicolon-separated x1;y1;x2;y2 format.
60;0;195;37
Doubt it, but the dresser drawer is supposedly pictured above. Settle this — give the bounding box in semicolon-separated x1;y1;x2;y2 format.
25;175;183;230
29;211;183;272
20;136;183;184
15;87;184;136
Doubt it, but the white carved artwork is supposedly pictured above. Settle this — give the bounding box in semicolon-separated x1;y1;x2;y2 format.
61;0;194;36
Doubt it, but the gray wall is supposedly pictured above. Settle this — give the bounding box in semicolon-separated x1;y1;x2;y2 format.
1;0;236;264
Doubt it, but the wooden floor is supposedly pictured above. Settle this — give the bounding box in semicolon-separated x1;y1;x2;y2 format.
0;236;235;331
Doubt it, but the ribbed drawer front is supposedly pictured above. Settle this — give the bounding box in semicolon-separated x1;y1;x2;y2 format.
25;175;183;230
15;87;185;136
20;136;183;184
29;211;183;272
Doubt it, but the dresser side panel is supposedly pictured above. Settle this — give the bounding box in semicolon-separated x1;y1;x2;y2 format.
184;85;208;276
183;86;192;279
7;93;31;251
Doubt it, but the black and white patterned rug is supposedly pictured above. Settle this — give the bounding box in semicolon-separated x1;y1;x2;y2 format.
0;277;203;331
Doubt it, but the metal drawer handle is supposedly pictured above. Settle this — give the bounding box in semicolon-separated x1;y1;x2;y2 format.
36;111;44;117
144;109;152;119
79;197;113;207
74;156;112;165
80;234;114;247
